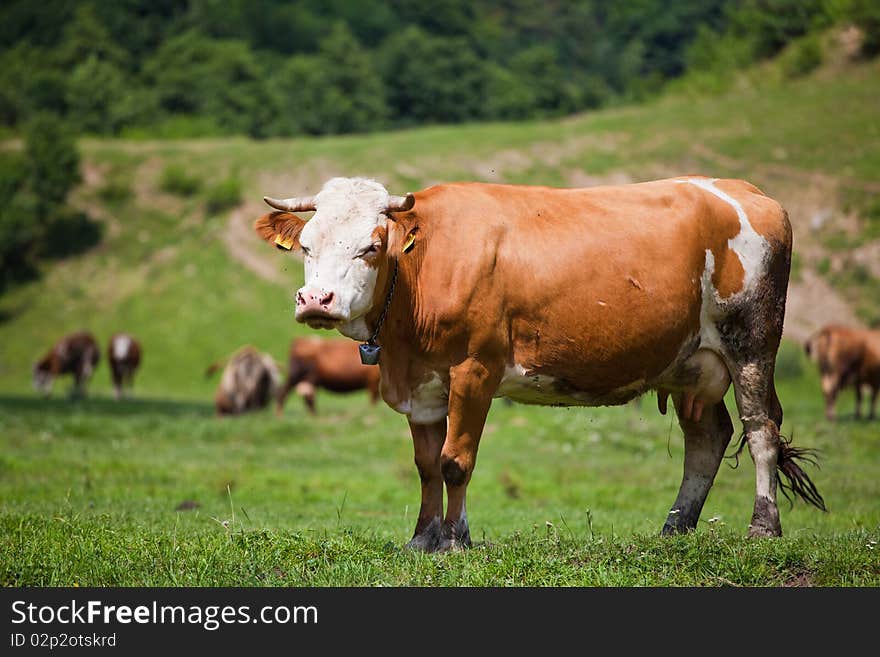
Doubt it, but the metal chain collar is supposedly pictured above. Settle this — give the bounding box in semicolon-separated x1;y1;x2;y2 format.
367;259;399;345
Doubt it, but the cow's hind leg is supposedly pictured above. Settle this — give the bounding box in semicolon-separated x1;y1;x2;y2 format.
726;358;825;537
727;359;782;536
662;398;733;534
821;373;840;421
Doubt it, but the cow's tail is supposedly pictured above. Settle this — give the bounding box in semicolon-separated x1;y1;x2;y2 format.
730;432;826;512
204;360;226;378
777;435;826;511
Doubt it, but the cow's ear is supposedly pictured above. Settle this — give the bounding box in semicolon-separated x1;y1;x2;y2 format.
254;212;307;251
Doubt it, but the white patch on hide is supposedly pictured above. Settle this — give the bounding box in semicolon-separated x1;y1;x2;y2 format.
112;335;131;360
676;177;769;291
497;364;562;404
698;249;722;351
408;372;448;424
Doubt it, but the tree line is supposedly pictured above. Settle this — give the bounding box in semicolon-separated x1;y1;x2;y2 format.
3;0;876;139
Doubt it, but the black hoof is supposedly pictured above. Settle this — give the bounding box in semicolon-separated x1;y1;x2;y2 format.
405;517;442;552
438;517;471;552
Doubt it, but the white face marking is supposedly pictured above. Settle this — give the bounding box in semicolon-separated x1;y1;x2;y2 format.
297;178;389;330
112;335;131;360
676;178;769;291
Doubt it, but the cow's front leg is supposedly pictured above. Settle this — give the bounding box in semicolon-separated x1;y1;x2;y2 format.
405;417;446;552
439;358;500;551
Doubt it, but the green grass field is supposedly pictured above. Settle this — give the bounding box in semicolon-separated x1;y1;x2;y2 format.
1;372;878;586
1;56;879;586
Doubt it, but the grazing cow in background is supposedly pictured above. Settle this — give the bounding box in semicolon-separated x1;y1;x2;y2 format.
805;324;880;421
108;332;142;399
206;346;282;416
277;336;381;415
253;175;825;551
33;330;100;399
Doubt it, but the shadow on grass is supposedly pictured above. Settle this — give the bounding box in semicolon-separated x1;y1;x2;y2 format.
0;394;214;418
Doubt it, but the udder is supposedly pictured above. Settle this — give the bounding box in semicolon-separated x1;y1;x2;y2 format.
657;349;731;422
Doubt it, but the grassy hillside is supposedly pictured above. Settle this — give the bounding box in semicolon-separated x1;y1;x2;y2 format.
1;52;879;585
2;53;880;397
2;51;879;402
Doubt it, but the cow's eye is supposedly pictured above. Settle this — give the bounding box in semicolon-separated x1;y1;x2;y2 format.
301;245;311;257
356;243;379;259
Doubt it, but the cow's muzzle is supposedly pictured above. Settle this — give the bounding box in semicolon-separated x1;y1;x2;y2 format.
295;289;345;328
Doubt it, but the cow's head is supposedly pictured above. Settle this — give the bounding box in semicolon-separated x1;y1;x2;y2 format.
32;358;53;394
254;177;414;340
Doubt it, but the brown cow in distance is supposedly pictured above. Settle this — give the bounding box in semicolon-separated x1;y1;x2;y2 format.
108;332;142;399
206;346;282;416
33;331;100;399
277;336;381;415
253;175;825;550
805;324;880;421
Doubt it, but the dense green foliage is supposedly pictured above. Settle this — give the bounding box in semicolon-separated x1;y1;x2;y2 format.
0;115;100;292
2;0;873;138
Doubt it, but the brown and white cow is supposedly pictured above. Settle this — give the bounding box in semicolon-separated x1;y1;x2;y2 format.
108;332;142;399
805;324;880;421
33;330;100;399
206;346;282;416
253;176;824;550
277;336;381;415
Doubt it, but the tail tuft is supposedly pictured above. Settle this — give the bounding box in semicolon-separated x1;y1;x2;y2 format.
726;432;826;512
777;434;826;511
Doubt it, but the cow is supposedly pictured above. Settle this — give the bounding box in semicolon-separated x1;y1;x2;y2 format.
108;332;142;399
253;175;825;551
804;324;880;421
206;345;282;416
32;330;100;399
276;336;381;415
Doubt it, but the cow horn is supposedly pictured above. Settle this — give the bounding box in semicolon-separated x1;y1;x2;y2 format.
385;193;415;213
263;195;317;212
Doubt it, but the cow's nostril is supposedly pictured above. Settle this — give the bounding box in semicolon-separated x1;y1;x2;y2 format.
320;291;334;306
296;291;306;306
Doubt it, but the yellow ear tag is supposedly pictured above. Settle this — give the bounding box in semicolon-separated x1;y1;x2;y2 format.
402;233;416;253
274;234;294;250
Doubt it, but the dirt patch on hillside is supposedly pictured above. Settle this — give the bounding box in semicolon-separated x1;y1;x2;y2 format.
70;161;122;242
785;271;863;343
222;168;336;287
224;202;295;286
